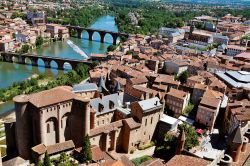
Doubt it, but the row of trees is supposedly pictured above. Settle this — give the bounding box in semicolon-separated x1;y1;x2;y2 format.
46;6;106;27
0;64;91;102
112;2;250;35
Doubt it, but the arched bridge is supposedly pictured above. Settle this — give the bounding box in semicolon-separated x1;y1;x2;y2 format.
0;52;92;70
66;25;129;45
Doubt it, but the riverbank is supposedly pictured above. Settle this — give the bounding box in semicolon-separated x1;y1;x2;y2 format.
0;109;15;120
0;15;118;116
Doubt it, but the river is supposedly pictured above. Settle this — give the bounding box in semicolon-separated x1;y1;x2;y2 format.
0;15;118;115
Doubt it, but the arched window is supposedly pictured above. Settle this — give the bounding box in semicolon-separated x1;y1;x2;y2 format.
47;123;50;133
61;119;63;128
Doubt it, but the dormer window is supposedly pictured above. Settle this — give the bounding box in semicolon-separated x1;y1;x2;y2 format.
109;101;115;109
98;103;104;112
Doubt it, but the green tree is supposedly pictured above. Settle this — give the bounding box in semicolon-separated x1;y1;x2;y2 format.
57;152;75;166
79;135;92;163
36;161;44;166
19;44;30;54
36;36;44;47
184;102;194;115
43;151;52;166
178;123;199;150
177;71;189;84
107;45;117;52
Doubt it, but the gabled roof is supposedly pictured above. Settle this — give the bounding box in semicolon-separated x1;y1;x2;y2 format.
123;117;141;129
14;86;75;108
232;125;244;144
137;97;162;112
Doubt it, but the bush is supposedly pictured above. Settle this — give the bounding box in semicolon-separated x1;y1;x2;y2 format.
138;141;155;150
132;155;152;166
178;123;199;150
184;102;194;115
107;45;117;52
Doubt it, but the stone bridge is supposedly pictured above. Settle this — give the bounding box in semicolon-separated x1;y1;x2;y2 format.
66;25;129;45
0;52;92;70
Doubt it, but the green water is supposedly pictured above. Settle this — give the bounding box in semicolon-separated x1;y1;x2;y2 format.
0;15;119;114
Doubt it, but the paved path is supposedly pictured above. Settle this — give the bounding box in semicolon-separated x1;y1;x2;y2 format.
128;146;156;160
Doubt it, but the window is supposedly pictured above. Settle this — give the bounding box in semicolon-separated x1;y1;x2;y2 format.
144;131;146;135
149;135;150;139
99;103;104;112
61;120;63;128
151;117;153;124
47;123;50;133
109;101;115;109
103;120;105;124
97;121;99;126
145;118;147;126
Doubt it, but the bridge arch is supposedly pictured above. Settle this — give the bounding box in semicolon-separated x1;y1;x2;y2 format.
12;56;19;63
63;62;72;70
25;57;32;65
93;31;102;42
0;54;2;61
50;60;58;69
37;58;45;67
104;33;113;44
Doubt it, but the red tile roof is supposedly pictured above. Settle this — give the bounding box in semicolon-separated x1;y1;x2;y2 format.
28;86;75;108
165;155;210;166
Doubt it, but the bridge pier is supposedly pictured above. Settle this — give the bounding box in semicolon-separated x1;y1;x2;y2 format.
99;32;106;43
44;60;51;68
5;55;13;62
57;61;64;70
68;27;73;37
18;56;25;64
112;34;119;45
77;29;83;39
87;30;94;41
31;58;38;66
70;62;78;70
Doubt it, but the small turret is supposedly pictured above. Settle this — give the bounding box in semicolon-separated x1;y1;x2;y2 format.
176;130;186;155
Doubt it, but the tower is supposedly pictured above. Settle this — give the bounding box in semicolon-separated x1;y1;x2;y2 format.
176;130;186;155
13;95;31;159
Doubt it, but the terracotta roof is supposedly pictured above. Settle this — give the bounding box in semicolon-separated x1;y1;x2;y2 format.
165;155;210;166
2;157;28;166
200;96;221;109
141;159;164;166
123;117;141;129
228;45;247;51
133;85;158;95
194;83;207;90
232;126;243;144
154;74;179;85
32;144;46;155
91;145;104;162
167;88;188;100
16;86;75;108
119;155;134;166
114;77;127;86
129;76;148;85
47;140;75;155
90;120;123;136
